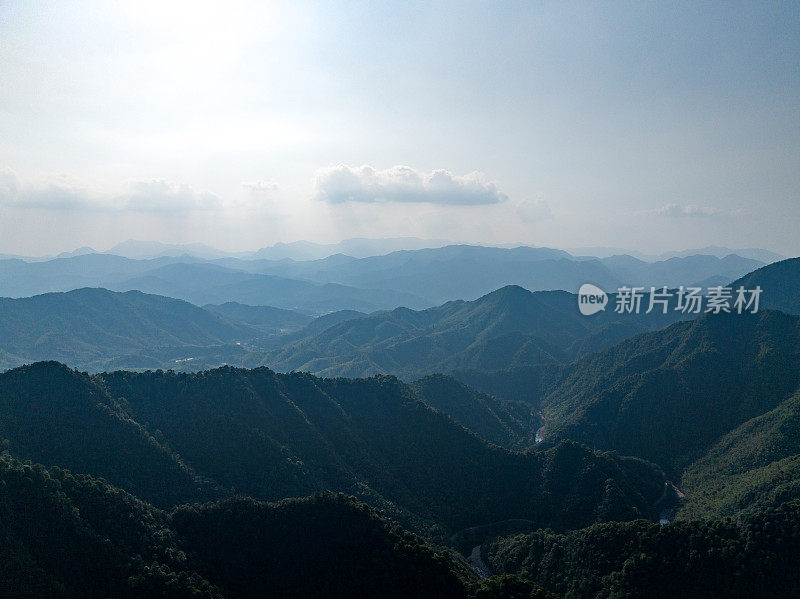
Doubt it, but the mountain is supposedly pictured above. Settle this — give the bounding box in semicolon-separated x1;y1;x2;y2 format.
730;257;800;314
0;362;212;507
245;245;618;304
204;302;312;333
111;262;428;313
538;310;800;477
251;237;450;260
221;245;767;305
411;374;535;449
0;246;775;315
483;500;800;599
0;453;476;598
257;285;686;379
0;288;257;371
0;255;426;315
106;239;238;260
679;388;800;519
0;454;221;598
656;246;785;263
172;494;475;599
0;361;666;536
597;253;764;287
55;245;99;259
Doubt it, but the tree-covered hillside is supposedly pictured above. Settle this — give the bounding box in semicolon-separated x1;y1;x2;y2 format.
538;310;800;476
257;285;685;379
483;500;800;598
0;454;478;599
0;288;258;371
679;388;800;519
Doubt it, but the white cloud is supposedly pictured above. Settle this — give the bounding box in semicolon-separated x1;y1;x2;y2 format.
123;179;222;212
0;168;106;211
512;197;552;222
656;203;747;218
242;181;280;194
0;169;224;213
314;164;508;205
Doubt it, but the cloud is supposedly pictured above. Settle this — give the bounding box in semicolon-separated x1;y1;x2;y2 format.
242;181;280;194
0;169;224;213
314;164;508;205
656;203;747;218
0;168;104;211
512;197;552;222
123;179;222;212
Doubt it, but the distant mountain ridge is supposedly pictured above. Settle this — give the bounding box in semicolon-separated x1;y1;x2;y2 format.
0;244;775;311
0;288;258;371
255;285;688;379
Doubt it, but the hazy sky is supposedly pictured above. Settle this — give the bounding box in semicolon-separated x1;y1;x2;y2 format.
1;1;798;255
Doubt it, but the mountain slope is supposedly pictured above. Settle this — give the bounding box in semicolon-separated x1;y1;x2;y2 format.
730;257;800;314
484;500;800;599
99;366;666;532
0;454;476;599
539;310;800;476
0;362;214;507
172;494;475;599
258;285;686;379
0;287;257;371
679;388;800;519
0;361;666;535
411;374;535;449
113;262;429;312
0;454;222;598
204;301;312;333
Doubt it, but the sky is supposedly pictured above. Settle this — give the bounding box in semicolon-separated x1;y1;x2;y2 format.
0;0;798;256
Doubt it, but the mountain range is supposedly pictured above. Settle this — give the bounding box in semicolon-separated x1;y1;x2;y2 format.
3;254;800;596
0;245;768;313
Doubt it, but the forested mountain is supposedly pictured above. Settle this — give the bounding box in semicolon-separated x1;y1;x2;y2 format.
730;257;800;314
679;388;800;519
537;310;800;477
0;454;478;598
483;500;800;598
112;262;428;312
256;285;686;379
204;301;313;333
0;361;666;537
0;288;257;371
0;362;215;507
411;374;535;449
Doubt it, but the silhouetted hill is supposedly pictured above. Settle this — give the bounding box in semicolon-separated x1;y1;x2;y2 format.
0;454;476;598
172;494;475;599
484;500;800;598
113;262;429;312
0;245;767;311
